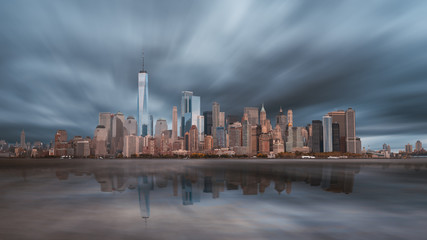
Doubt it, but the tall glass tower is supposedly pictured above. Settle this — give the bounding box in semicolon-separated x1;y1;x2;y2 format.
137;55;150;136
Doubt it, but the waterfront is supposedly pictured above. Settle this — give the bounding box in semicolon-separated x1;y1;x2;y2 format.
1;159;427;240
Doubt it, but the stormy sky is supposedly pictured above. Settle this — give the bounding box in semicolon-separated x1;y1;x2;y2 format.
0;0;426;150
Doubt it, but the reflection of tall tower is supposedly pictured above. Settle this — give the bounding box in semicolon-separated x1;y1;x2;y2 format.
138;175;153;220
137;53;150;136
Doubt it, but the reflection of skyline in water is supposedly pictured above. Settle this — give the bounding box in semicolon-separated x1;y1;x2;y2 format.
2;160;427;239
53;163;362;219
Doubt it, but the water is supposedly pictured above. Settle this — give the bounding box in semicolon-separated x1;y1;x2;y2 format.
1;158;427;240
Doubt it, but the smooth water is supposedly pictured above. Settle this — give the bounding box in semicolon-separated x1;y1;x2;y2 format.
1;159;427;240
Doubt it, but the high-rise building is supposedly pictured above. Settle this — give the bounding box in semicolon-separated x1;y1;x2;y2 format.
137;55;150;136
311;120;323;153
286;127;304;152
228;122;242;148
189;125;199;153
242;119;252;155
212;102;220;139
244;107;259;126
405;143;413;153
219;112;225;127
124;135;139;157
345;108;356;153
99;112;113;148
181;91;201;137
75;141;90;157
54;130;68;157
287;109;293;127
94;125;108;157
328;110;346;152
196;115;204;142
322;115;332;152
20;129;25;149
155;119;168;137
172;106;178;141
260;104;267;127
332;123;340;152
226;115;241;129
415;140;423;152
216;127;226;148
124;116;137;136
111;112;125;154
204;135;213;151
276;107;287;142
203;111;212;136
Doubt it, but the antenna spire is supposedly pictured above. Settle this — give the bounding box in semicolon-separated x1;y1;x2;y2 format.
142;51;145;71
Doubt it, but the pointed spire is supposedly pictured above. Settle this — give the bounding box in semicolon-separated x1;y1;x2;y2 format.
261;103;266;112
142;51;145;72
279;106;283;113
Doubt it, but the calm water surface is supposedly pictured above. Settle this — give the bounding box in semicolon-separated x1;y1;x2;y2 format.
1;158;427;240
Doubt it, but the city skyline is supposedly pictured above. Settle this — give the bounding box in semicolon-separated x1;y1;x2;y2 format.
1;0;427;150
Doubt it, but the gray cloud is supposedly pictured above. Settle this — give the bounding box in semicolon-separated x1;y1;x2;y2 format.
0;0;426;150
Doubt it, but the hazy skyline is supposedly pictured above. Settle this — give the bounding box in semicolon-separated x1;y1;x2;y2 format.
1;0;426;150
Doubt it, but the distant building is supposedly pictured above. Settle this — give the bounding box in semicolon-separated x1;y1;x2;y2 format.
124;116;137;136
172;106;178;141
286;127;304;152
215;127;226;149
415;140;422;152
276;107;287;142
181;91;201;138
332;123;340;152
228;122;242;148
322;115;332;152
203;111;212;136
189;125;198;153
405;143;413;153
287;109;293;127
196;115;204;142
20;129;26;149
75;141;90;157
137;57;150;136
155;119;168;137
328;110;346;152
260;104;267;127
204;135;213;151
345;108;357;153
94;125;108;157
311;120;323;153
244;107;259;126
124;135;139;157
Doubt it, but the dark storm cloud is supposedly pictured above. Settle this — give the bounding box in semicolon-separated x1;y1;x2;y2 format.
0;0;426;149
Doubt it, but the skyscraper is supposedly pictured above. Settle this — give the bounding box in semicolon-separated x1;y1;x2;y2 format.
244;107;259;126
328;110;346;152
172;106;178;141
99;112;113;149
203;111;212;136
20;129;25;149
189;125;199;153
311;120;323;153
155;119;168;137
124;116;137;136
345;108;356;153
94;125;108;157
415;140;422;152
276;107;287;142
332;123;340;152
197;115;204;142
287;109;293;127
137;54;150;136
322;115;332;152
260;104;266;127
180;91;201;136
